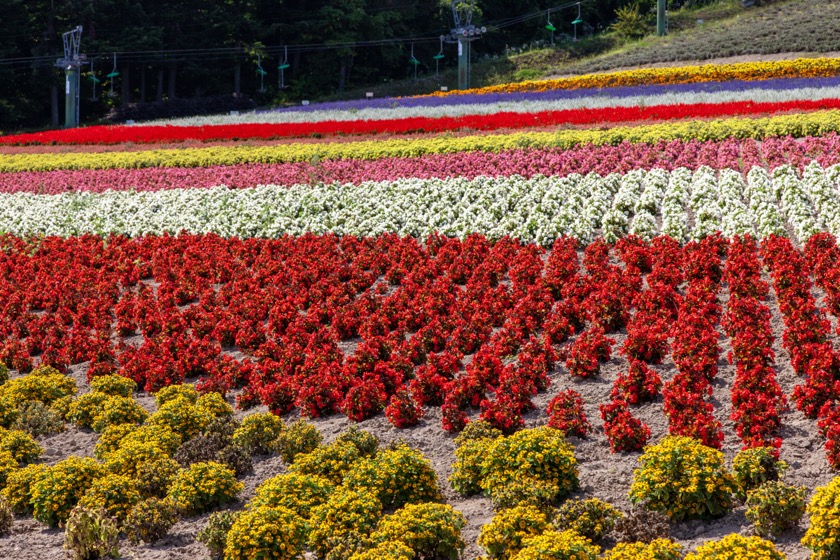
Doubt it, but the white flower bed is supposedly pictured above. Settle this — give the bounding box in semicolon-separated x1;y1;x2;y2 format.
2;164;840;244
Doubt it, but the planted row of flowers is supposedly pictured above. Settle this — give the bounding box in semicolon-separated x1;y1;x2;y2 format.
1;164;840;244
426;56;840;97
7;97;840;146
7;110;840;172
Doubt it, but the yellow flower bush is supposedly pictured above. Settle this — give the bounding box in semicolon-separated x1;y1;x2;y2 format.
90;395;148;433
371;503;466;559
148;397;211;441
93;423;138;460
477;505;550;559
224;506;307;560
334;426;379;457
135;456;180;499
249;472;334;519
450;437;494;496
1;462;47;513
0;366;76;407
308;488;382;558
553;497;622;541
195;392;233;418
79;474;141;522
349;541;415;560
0;428;42;464
602;539;683;560
745;480;806;537
104;440;169;478
509;529;600;560
166;461;241;516
479;426;578;508
7;110;840;172
629;436;736;521
123;497;178;545
67;393;108;429
31;456;106;526
731;446;787;499
0;395;20;428
154;384;199;406
275;418;321;463
342;443;441;509
0;450;17;487
685;534;786;559
89;375;136;397
802;476;840;560
232;411;285;455
120;423;182;456
288;441;361;485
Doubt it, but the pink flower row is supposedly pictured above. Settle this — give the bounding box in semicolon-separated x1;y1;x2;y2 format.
3;134;840;195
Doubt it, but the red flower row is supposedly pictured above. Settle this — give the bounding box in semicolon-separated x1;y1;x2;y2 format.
4;98;840;145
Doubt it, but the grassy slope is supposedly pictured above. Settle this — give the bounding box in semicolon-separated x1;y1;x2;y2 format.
330;0;840;101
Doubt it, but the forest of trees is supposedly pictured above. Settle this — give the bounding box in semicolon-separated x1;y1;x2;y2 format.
0;0;696;129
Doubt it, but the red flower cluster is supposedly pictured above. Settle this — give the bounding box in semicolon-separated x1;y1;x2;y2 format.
546;388;591;437
599;399;651;453
722;236;786;452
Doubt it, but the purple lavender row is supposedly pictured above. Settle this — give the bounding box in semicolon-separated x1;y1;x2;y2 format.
266;75;840;114
2;135;839;195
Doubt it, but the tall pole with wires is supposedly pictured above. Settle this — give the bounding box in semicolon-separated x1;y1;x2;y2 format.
55;26;84;128
657;0;667;36
447;0;486;90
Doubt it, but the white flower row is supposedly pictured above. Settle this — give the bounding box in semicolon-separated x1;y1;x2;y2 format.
1;164;839;244
131;85;840;126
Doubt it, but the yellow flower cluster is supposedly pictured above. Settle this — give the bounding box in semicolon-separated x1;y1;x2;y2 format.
5;110;840;172
231;411;286;455
731;446;788;498
0;428;42;464
477;504;550;559
745;480;806;537
147;395;213;441
602;539;683;560
424;56;840;97
0;365;76;408
370;502;466;559
30;456;105;527
104;440;169;478
89;396;148;433
288;441;362;485
510;529;600;560
308;488;383;558
1;463;47;513
553;497;622;541
154;384;199;406
0;450;17;488
89;375;137;397
628;436;736;521
450;434;494;495
165;460;242;515
249;472;334;519
349;541;415;560
224;505;308;560
685;534;787;559
802;476;840;560
78;473;141;521
275;418;322;463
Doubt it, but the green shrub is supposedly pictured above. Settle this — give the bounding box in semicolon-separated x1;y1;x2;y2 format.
90;395;148;432
732;446;787;499
371;502;466;559
1;462;47;513
79;474;141;522
124;497;178;545
342;442;441;509
629;436;736;521
289;441;361;484
135;456;180;498
0;363;8;385
225;506;307;560
602;539;682;560
201;415;239;445
610;3;649;40
325;530;375;560
335;426;379;457
309;489;382;558
553;497;622;541
174;434;225;467
166;461;242;516
31;456;106;526
480;427;578;507
197;510;238;559
90;375;136;397
0;365;76;408
276;418;322;463
15;401;64;437
0;428;43;463
216;444;253;476
477;505;550;559
684;534;786;559
611;507;671;544
154;384;199;406
148;397;211;441
250;472;334;519
232;412;286;455
0;496;12;537
67;393;108;429
745;480;806;537
510;529;600;560
62;505;119;560
802;476;840;560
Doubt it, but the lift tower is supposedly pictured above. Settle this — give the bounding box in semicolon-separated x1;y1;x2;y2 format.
446;1;486;90
55;26;84;128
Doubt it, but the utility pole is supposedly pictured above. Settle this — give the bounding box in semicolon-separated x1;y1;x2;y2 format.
55;26;84;128
446;1;486;90
657;0;667;36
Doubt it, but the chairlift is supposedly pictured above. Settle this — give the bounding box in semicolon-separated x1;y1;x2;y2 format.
409;43;421;81
278;46;290;89
434;36;445;77
106;53;119;97
256;53;267;92
545;11;557;45
88;60;100;101
571;2;583;41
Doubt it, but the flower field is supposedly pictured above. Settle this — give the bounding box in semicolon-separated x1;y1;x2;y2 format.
2;57;840;560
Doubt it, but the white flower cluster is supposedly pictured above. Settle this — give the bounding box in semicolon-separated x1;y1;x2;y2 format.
2;164;840;244
131;85;840;127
